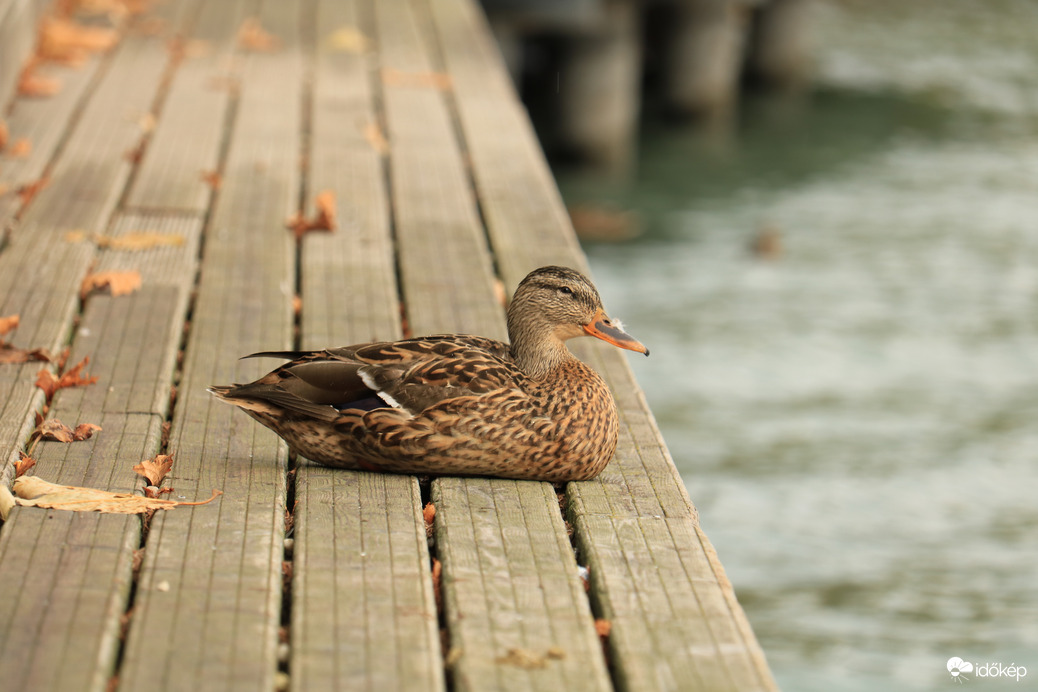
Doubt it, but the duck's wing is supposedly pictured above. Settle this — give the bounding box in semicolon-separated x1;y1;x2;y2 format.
218;335;519;419
349;336;522;414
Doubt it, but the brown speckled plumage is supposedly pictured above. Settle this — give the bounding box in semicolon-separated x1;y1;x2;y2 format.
209;266;648;482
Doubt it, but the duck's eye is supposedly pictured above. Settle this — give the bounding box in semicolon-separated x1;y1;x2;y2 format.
558;286;574;297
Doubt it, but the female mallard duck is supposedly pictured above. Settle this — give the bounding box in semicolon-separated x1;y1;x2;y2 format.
209;266;648;482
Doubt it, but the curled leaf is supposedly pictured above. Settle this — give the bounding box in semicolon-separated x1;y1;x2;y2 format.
133;452;173;486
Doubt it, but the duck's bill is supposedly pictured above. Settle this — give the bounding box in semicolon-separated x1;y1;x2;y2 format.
584;310;650;356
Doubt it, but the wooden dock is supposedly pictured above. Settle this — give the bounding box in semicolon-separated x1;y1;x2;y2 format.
0;0;778;690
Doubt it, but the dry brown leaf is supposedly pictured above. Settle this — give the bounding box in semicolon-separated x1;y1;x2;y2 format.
0;485;15;521
285;190;336;240
0;315;19;336
237;17;280;52
15;451;37;478
381;68;451;90
36;418;75;442
200;169;221;189
362;121;388;155
80;270;142;300
0;120;8;150
35;356;99;401
18;63;62;97
38;16;118;63
17;176;50;205
431;557;442;612
73;422;102;441
0;344;51;364
8;138;32;158
594;619;611;638
132;452;173;486
94;231;185;251
13;475;222;514
423;501;436;535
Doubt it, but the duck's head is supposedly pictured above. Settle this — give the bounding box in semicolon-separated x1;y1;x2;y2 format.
507;266;648;373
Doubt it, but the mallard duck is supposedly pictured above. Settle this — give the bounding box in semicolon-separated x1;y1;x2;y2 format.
209;266;648;482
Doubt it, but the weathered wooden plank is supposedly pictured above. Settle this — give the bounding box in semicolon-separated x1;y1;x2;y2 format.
376;2;610;691
433;478;611;692
0;211;199;691
290;0;442;689
117;1;302;688
0;0;41;112
125;0;245;213
426;1;778;690
0;24;181;491
0;412;158;692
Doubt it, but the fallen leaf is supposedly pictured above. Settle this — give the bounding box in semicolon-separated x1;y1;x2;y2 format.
0;315;19;336
80;270;142;300
0;120;8;150
133;452;173;486
423;501;436;536
35;356;99;401
38;16;118;63
143;485;173;498
35;418;75;442
381;68;451;90
494;648;559;670
73;422;102;440
237;17;280;52
0;345;51;364
362;121;388;155
8;138;31;158
594;619;611;638
431;557;442;612
16;176;50;205
94;231;185;251
18;62;62;97
285;190;336;240
200;169;221;190
15;451;37;478
325;26;370;53
13;475;222;514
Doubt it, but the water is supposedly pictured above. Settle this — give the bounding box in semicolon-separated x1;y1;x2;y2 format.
553;2;1038;689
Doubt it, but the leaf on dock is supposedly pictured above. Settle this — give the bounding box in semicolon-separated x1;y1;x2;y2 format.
14;452;37;478
95;231;185;251
16;175;51;205
12;476;222;514
237;17;281;52
325;26;371;54
35;356;99;401
0;119;8;150
362;122;388;155
18;62;62;98
132;452;174;486
33;418;102;443
285;190;336;240
37;16;119;65
80;270;142;300
0;316;53;364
